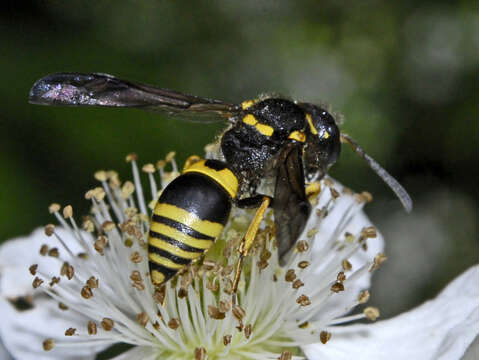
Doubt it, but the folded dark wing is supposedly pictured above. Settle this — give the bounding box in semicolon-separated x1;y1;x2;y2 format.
274;142;311;264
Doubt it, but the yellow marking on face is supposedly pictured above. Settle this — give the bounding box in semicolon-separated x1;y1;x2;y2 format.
288;130;306;142
183;160;238;199
306;113;318;135
149;237;203;259
323;130;330;139
242;114;258;125
154;203;224;238
151;270;165;285
149;222;214;250
255;123;274;137
241;99;257;110
148;252;184;270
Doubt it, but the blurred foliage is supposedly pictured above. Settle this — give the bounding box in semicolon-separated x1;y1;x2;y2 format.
1;0;478;327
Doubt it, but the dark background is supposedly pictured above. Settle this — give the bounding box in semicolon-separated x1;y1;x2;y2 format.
2;0;478;324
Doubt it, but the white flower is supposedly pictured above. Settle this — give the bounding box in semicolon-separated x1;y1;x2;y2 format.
1;154;478;360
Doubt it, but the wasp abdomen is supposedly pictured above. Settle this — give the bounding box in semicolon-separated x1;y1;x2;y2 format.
148;167;236;286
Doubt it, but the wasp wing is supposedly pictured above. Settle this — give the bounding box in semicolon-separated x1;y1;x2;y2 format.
274;142;311;264
28;72;236;122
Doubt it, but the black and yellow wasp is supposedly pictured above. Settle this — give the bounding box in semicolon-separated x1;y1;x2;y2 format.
29;73;412;292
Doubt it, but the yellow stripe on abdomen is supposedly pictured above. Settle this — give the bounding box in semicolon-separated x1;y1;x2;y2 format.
149;222;214;250
154;203;223;238
148;252;184;270
148;237;203;259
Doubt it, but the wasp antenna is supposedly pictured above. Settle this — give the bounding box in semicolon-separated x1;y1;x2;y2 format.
340;133;413;213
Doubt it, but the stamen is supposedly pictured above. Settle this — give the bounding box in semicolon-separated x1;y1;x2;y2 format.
87;321;97;335
364;306;380;321
43;339;55;351
101;318;114;331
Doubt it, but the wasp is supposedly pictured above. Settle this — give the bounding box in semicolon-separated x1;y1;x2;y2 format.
29;73;412;294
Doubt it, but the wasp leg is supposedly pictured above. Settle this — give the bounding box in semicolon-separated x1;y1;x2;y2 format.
182;155;201;171
232;196;271;305
236;195;273;208
305;181;321;198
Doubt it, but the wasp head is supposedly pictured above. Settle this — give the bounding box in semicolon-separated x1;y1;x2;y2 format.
299;103;341;180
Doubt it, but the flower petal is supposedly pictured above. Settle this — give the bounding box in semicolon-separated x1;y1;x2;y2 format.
304;182;384;320
0;295;110;360
0;227;83;298
0;339;13;360
110;346;158;360
302;265;479;360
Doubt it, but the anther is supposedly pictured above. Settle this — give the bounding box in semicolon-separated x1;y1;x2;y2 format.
82;219;95;232
39;244;49;256
361;191;373;203
330;188;340;199
337;271;346;283
292;279;304;289
296;294;311;306
94;170;107;182
29;264;38;276
102;221;115;232
101;318;114;331
142;163;155;173
32;277;43;288
232;305;246;321
194;347;207;360
342;259;353;271
94;236;108;255
137;312;149;327
130;251;143;263
86;277;99;289
168;318;180;330
61;262;74;280
362;226;377;238
44;224;55;236
87;321;97;335
296;240;309;252
49;276;60;287
48;203;60;214
48;247;59;257
285;269;296;282
244;324;252;339
125;153;138;162
320;330;332;344
121;181;135;199
223;334;232;346
81;286;93;299
358;290;370;304
63;205;73;219
165;151;176;163
298;261;310;269
307;228;318;238
364;306;380;321
208;305;226;320
370;253;387;272
279;350;292;360
331;282;345;293
65;328;76;336
43;339;54;351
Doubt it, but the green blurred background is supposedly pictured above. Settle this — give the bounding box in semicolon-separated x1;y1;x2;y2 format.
2;0;478;324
